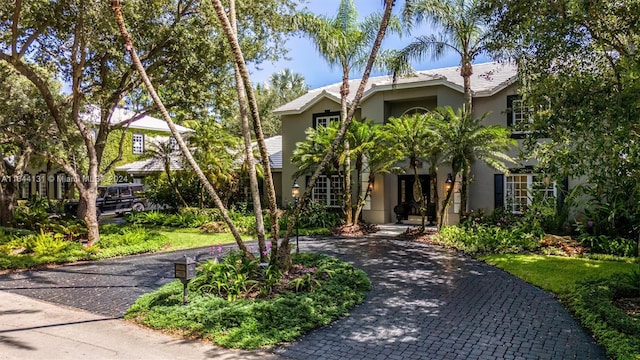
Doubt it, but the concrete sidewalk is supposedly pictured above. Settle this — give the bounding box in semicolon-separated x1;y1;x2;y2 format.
0;291;279;360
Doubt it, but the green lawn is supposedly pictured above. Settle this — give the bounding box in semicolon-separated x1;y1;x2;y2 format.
481;254;637;295
157;228;251;251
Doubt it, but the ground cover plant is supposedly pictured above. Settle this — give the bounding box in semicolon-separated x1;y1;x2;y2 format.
0;223;239;271
125;252;371;349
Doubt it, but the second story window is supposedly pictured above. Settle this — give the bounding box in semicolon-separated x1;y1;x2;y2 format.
169;136;179;151
506;95;532;137
132;133;145;154
313;111;340;129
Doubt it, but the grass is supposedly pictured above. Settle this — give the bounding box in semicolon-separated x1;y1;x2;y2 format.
481;254;637;295
126;253;371;349
481;253;640;359
157;228;249;251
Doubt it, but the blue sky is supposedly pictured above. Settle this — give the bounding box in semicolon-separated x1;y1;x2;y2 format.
249;0;490;89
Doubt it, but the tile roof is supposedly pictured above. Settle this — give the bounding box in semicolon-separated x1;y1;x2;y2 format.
274;61;517;115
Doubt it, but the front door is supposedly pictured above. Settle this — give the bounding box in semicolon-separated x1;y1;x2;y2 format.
397;174;430;219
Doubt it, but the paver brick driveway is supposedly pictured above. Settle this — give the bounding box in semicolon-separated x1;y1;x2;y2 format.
0;237;606;359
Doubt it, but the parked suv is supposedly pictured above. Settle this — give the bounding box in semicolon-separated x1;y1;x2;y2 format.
65;183;147;218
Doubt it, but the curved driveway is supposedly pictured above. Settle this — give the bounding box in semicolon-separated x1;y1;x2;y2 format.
0;237;605;359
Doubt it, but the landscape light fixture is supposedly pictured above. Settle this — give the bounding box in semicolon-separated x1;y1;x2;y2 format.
444;173;453;192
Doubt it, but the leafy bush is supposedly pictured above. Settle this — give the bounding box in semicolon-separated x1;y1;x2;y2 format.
436;225;542;255
94;226;168;258
569;272;640;359
126;253;370;349
580;235;638;258
272;201;343;231
125;208;218;228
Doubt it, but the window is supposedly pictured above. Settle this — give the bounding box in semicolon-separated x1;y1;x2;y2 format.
20;173;31;199
313;111;340;129
511;99;532;130
312;175;343;208
169;136;179;151
506;95;532;136
132;133;145;154
54;172;68;199
505;174;556;214
36;173;48;198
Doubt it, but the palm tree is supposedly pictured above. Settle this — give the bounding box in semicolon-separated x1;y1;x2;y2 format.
435;106;516;226
296;0;401;226
383;113;437;229
401;0;489;113
350;118;404;223
144;138;188;208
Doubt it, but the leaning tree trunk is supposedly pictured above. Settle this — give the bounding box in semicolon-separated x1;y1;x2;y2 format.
111;0;254;259
229;0;268;261
209;0;281;265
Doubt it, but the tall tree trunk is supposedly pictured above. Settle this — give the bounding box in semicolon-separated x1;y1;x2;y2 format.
429;160;439;226
230;0;267;262
460;164;470;218
111;0;254;259
340;66;353;226
438;172;457;229
344;141;352;225
353;173;373;224
80;184;100;245
412;159;426;230
461;59;473;114
0;186;16;227
281;1;396;269
209;0;280;266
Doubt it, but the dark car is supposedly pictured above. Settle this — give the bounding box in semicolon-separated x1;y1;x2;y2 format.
65;183;147;218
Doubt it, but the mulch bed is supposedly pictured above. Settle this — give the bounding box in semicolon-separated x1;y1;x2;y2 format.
331;224;380;237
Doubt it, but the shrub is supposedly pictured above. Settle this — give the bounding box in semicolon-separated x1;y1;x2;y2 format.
569;272;640;359
436;225;541;255
579;235;638;258
126;253;371;349
94;226;168;258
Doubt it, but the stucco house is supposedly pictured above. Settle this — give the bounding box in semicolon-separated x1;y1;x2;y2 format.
17;107;193;200
275;61;558;225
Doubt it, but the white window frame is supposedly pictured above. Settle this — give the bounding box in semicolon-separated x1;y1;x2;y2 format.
132;133;145;154
169;136;179;151
55;173;68;200
20;173;31;199
36;173;48;198
505;174;556;214
511;99;532;133
315;115;340;128
312;175;342;208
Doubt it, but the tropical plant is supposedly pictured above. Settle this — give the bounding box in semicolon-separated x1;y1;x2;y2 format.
400;0;489;112
384;113;437;228
434;106;515;226
294;0;401;227
144;138;188;208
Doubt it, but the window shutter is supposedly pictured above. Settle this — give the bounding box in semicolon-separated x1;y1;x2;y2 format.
312;117;317;129
506;95;519;127
556;177;569;210
494;174;504;209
